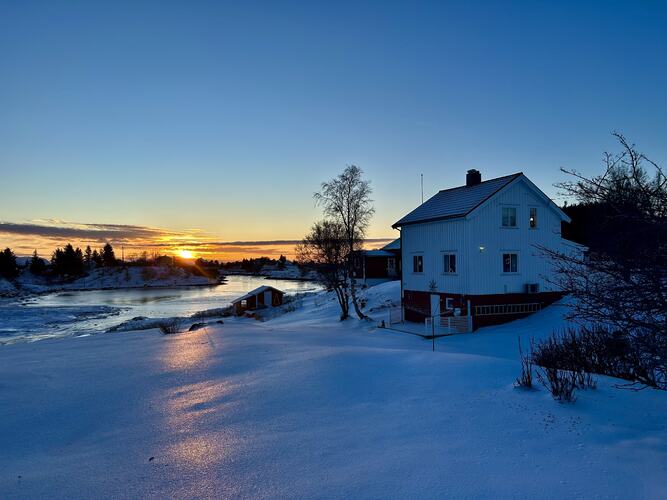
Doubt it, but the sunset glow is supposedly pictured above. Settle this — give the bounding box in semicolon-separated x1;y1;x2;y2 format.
177;249;194;260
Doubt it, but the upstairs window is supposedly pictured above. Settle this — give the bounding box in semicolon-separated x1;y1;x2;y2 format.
443;253;456;274
502;207;517;227
503;253;518;273
529;207;537;229
413;255;423;273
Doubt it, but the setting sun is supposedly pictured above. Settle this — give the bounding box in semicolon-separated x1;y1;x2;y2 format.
177;249;194;259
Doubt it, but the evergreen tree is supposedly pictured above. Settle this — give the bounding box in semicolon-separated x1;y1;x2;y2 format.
51;243;85;277
29;250;46;275
84;245;92;266
101;243;116;267
0;247;19;280
92;249;102;267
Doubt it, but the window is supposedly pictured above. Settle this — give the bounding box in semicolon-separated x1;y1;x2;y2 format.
529;207;537;229
443;253;456;273
445;298;454;310
413;255;423;273
502;207;517;227
503;253;518;273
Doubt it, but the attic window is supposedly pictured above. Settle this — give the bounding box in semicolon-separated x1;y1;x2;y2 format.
413;255;423;273
529;207;537;228
443;253;456;274
502;207;517;227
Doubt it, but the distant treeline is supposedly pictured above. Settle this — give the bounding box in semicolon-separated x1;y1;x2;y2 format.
0;243;222;280
221;255;288;274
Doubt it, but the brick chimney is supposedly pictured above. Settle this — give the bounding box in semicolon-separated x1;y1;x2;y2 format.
466;169;481;187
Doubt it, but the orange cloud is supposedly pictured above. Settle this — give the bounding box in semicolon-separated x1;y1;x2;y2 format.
0;220;395;262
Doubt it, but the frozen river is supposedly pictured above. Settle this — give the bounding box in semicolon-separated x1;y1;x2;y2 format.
0;275;321;344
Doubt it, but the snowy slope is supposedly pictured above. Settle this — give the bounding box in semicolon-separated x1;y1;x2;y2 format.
0;285;665;498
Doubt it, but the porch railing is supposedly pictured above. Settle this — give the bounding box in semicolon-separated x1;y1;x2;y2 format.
473;303;542;316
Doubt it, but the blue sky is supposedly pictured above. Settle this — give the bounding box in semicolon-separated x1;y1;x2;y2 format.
1;0;666;258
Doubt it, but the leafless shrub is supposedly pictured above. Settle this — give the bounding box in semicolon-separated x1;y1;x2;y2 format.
543;133;667;389
515;337;534;389
532;327;645;388
536;367;577;403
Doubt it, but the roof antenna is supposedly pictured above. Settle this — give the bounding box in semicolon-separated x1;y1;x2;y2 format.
421;173;424;204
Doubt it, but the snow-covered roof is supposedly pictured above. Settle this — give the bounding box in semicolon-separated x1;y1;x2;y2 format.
381;238;400;251
364;250;394;257
231;285;283;304
393;173;521;228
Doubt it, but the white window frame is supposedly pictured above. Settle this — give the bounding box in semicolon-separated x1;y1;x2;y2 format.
445;297;454;310
502;253;518;273
442;251;457;274
412;254;424;274
502;206;517;228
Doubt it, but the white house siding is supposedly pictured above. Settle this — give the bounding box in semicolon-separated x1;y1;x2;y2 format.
401;218;470;294
401;178;567;296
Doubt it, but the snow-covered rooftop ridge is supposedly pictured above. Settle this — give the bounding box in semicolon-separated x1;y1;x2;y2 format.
392;172;522;228
381;238;400;251
364;250;394;257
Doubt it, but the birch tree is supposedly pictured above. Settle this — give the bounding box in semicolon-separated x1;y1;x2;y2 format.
314;165;374;319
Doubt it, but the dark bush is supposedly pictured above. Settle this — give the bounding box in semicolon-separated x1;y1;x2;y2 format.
532;327;655;387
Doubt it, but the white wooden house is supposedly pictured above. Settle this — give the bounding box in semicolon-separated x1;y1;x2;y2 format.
392;169;581;329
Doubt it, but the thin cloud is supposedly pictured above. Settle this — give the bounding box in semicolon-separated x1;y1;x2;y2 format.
0;221;170;242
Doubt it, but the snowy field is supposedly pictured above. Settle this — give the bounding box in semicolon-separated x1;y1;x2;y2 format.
0;282;666;499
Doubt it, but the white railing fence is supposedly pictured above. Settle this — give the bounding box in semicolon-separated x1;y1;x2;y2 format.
473;303;541;316
425;313;473;335
388;306;403;325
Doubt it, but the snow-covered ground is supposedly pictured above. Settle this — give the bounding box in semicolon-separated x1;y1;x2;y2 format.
0;282;666;498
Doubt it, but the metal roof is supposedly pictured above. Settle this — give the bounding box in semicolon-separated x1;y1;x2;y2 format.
392;173;522;228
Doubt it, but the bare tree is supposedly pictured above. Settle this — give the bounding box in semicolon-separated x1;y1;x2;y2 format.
314;165;374;319
544;133;667;388
296;220;350;320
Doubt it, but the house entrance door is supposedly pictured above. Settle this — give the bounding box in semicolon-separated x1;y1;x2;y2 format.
264;291;273;307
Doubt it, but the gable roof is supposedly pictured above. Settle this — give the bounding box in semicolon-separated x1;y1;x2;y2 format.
381;238;400;251
231;285;283;304
392;173;522;228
